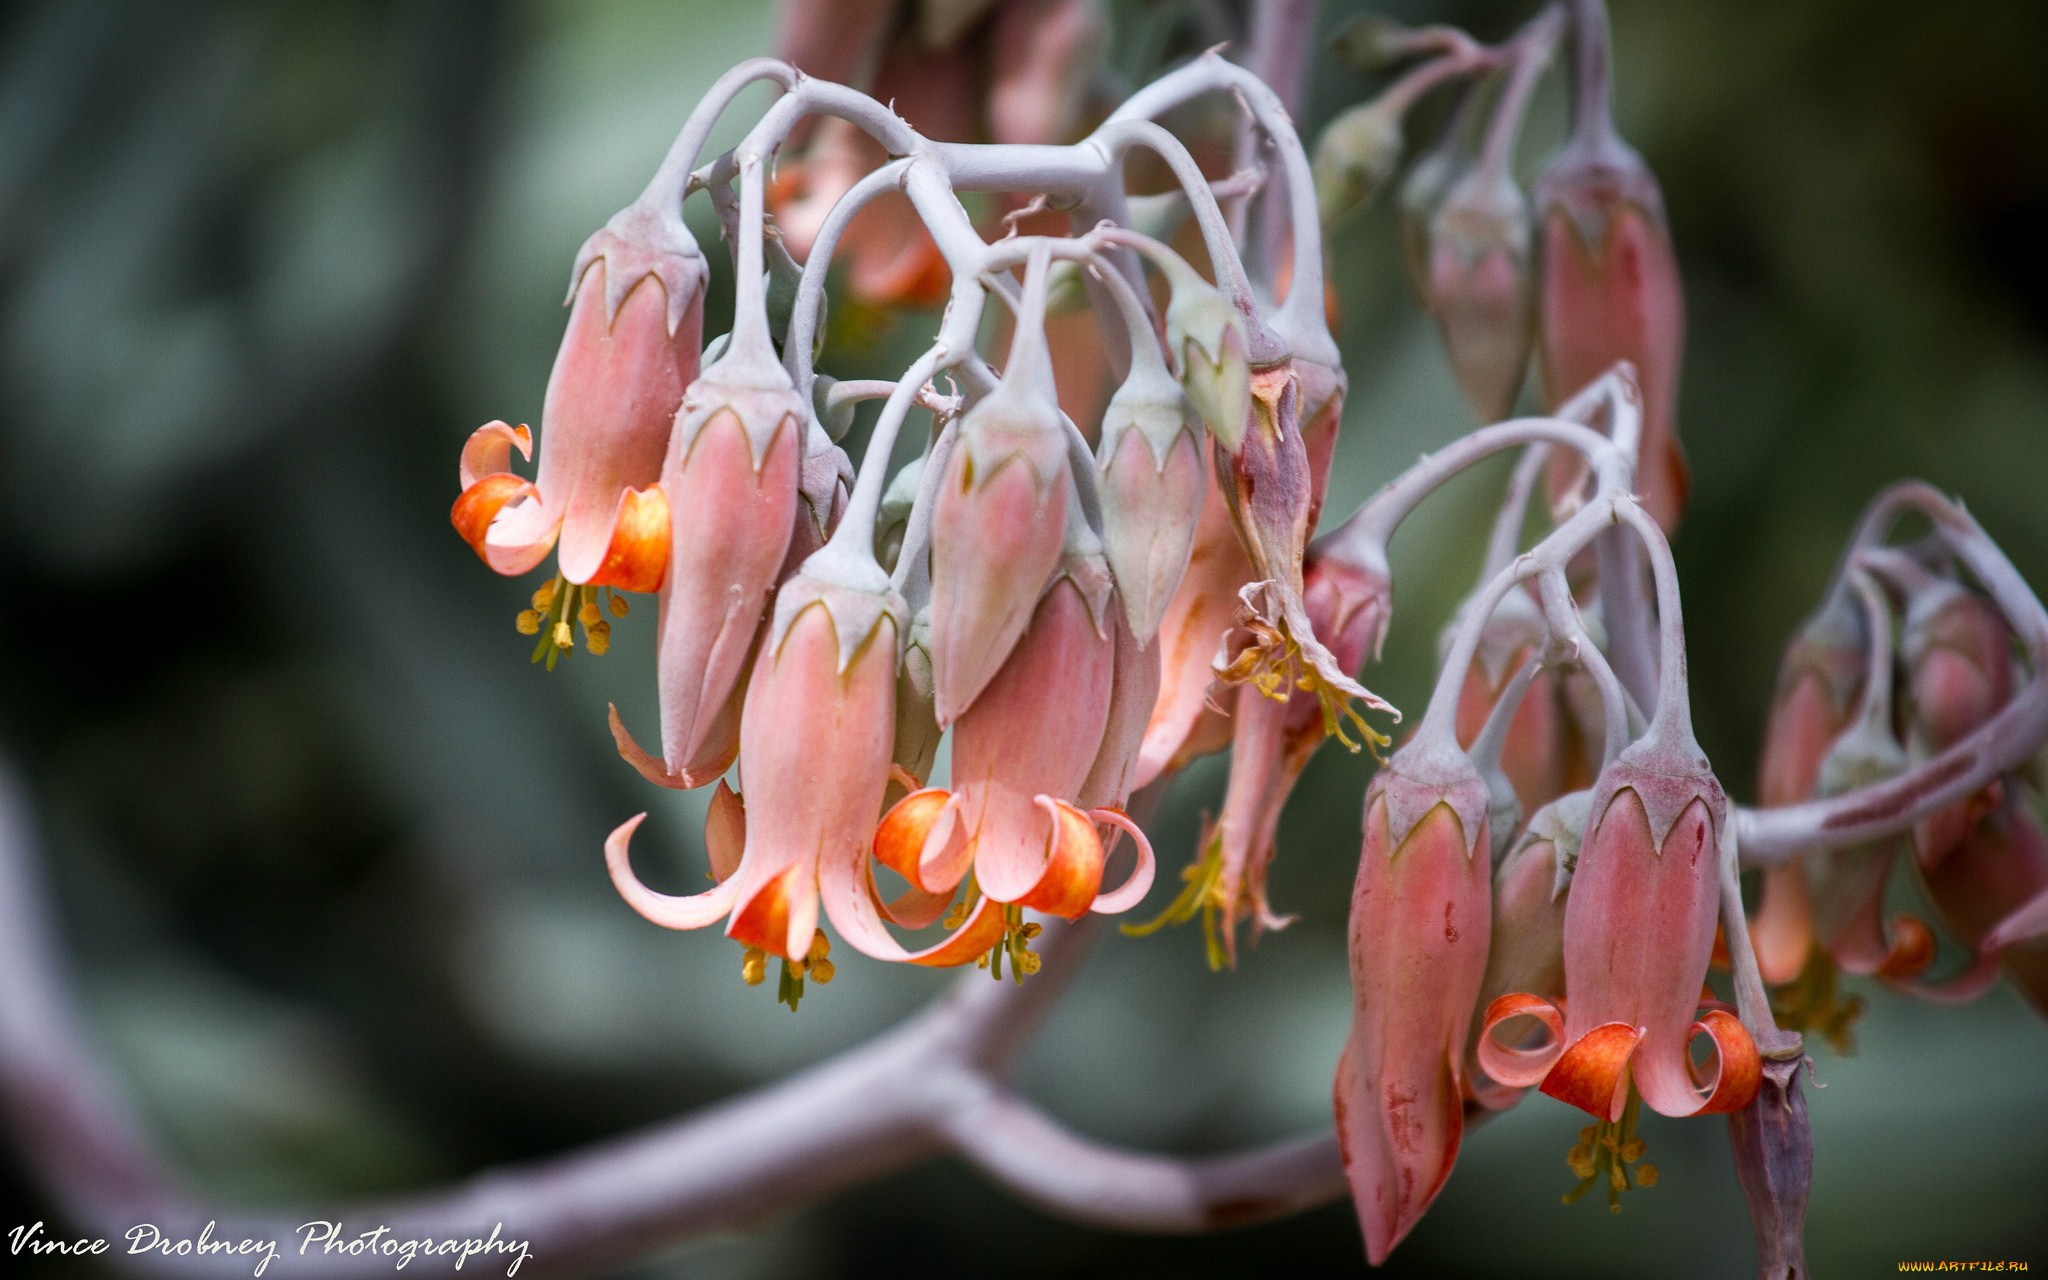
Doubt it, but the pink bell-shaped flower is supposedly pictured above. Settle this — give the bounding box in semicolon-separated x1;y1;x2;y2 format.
927;250;1072;725
1335;738;1493;1265
452;202;706;596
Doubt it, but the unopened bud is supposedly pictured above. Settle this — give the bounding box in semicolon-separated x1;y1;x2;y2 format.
1315;100;1404;226
1331;14;1428;69
1164;278;1252;452
1428;167;1535;422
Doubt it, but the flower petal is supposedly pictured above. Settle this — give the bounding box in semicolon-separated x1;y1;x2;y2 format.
704;780;746;884
1688;1009;1763;1116
1539;1021;1643;1122
588;484;671;593
604;813;741;930
1475;993;1566;1089
1088;808;1156;915
451;474;556;576
1017;796;1105;919
459;420;532;489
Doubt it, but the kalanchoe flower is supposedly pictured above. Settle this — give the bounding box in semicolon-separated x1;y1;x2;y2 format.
928;251;1071;725
1753;590;1867;984
1134;471;1252;788
1902;580;2017;869
1536;4;1687;531
1094;275;1207;646
614;166;806;786
605;570;901;982
1915;794;2048;1017
876;520;1154;940
1428;166;1535;423
1335;737;1493;1265
1479;703;1761;1122
451;194;707;656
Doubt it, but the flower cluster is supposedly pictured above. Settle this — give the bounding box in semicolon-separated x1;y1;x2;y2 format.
447;1;2048;1271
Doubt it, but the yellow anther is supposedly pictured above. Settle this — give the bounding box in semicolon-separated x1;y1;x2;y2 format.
1017;951;1042;976
810;959;835;984
740;948;768;986
608;592;629;617
586;622;611;656
1620;1139;1645;1162
975;952;991;969
1020;922;1042;939
579;599;602;627
943;900;969;929
807;930;831;962
553;620;574;648
1634;1164;1658;1187
515;610;542;635
1608;1161;1626;1192
532;580;557;611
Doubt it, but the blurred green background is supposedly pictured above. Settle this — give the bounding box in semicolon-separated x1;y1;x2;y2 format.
2;0;2046;1275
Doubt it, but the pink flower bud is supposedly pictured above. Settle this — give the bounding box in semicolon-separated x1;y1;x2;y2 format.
1536;137;1687;530
454;233;703;588
1335;749;1492;1265
927;272;1073;726
1917;802;2048;1017
1904;584;2016;869
1752;597;1867;981
1095;365;1206;646
1428;168;1535;423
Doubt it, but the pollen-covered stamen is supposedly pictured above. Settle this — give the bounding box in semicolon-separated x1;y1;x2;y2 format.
1562;1084;1658;1213
1121;824;1231;970
746;930;835;1012
520;575;621;667
1216;586;1392;761
975;903;1044;982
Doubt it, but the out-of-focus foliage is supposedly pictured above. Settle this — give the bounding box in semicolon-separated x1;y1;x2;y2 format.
0;1;2044;1276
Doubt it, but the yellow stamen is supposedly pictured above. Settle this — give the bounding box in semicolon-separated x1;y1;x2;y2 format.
532;581;557;611
579;599;602;627
1561;1084;1655;1213
1121;827;1232;970
740;948;767;986
515;610;542;635
553;620;574;649
607;590;630;617
585;620;611;656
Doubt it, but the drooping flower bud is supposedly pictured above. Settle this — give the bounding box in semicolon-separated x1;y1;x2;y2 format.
1535;132;1687;530
1159;263;1252;453
1335;742;1492;1265
1077;601;1158;814
453;217;704;592
1903;582;2016;869
1427;167;1535;423
928;254;1072;725
1916;798;2048;1017
1753;592;1867;982
1095;307;1206;646
630;329;807;780
1133;472;1251;788
1313;99;1404;227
